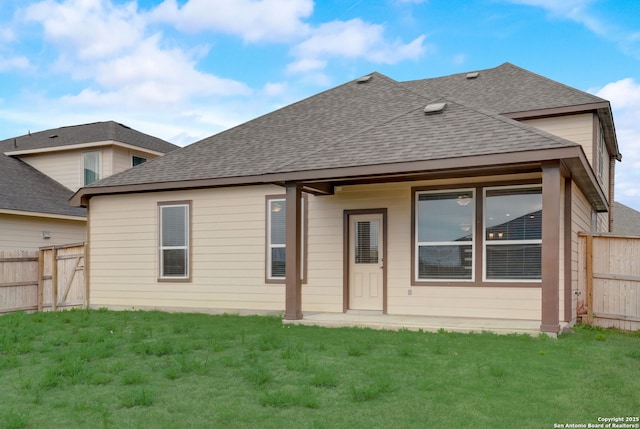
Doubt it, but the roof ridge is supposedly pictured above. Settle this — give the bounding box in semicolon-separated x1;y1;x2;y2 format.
271;73;433;173
497;62;606;103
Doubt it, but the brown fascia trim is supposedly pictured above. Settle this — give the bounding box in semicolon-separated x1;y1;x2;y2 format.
70;146;600;207
501;102;610;120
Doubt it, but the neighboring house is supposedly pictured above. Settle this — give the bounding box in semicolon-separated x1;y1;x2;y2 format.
612;202;640;236
71;63;622;334
1;121;178;249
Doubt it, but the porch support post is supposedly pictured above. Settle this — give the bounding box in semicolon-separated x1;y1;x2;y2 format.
284;182;303;320
541;161;561;334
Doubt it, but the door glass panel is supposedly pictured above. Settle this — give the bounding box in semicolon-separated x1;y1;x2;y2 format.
355;220;379;264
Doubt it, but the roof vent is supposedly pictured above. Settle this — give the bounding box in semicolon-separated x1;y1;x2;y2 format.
49;134;58;138
466;72;479;79
424;102;447;115
356;75;372;84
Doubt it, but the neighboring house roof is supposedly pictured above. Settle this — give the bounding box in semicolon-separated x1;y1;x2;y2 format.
613;202;640;236
0;153;86;218
71;64;612;211
0;121;179;155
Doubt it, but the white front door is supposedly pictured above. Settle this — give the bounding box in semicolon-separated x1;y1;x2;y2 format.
349;214;384;311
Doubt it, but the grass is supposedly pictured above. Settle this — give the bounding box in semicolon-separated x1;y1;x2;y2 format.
0;309;639;428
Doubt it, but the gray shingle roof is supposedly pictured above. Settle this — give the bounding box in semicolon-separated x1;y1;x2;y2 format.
0;121;179;154
84;71;582;189
0;154;86;218
401;62;606;114
613;202;640;236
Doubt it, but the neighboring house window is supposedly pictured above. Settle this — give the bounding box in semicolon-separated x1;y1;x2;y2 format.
414;185;542;284
415;190;475;281
83;151;100;185
132;155;147;167
266;196;306;283
159;202;190;280
484;187;542;281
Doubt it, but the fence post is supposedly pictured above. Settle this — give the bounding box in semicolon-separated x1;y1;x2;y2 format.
585;235;593;324
37;249;44;311
51;247;58;311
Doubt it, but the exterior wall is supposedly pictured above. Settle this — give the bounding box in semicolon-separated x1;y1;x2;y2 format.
19;149;85;191
17;143;162;192
522;113;611;233
112;147;159;173
88;185;286;311
573;183;592;318
88;173;547;321
521;113;593;161
0;213;86;250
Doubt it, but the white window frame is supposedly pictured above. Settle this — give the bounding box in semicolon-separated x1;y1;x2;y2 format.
266;196;306;282
482;185;542;283
414;188;475;282
83;151;101;186
159;203;190;280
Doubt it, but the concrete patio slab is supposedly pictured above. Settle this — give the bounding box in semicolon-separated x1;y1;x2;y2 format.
283;311;543;336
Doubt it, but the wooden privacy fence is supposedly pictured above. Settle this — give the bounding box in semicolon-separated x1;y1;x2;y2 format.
579;233;640;331
0;243;86;314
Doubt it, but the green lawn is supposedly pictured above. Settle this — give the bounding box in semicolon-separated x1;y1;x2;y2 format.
1;309;639;429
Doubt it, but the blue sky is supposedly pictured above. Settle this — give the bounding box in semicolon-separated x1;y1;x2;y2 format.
1;0;639;210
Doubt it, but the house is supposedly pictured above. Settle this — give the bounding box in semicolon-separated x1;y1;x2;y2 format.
612;202;640;236
0;121;178;249
71;63;622;334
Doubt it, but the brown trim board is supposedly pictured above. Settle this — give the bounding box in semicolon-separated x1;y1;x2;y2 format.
71;146;604;208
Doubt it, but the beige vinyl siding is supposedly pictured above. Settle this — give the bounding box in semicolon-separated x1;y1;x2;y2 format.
0;214;85;250
88;185;285;311
89;173;545;321
522;113;593;162
573;183;592;319
112;147;159;173
19;150;83;191
306;175;542;320
17;144;165;192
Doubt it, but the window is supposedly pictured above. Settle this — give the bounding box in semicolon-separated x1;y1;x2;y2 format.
159;202;190;280
266;196;306;282
267;198;287;279
132;155;147;167
597;125;606;180
415;190;474;281
413;184;542;284
355;220;379;264
83;151;100;185
484;187;542;281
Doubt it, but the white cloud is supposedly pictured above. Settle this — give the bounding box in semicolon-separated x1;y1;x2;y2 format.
0;55;30;71
24;0;144;60
149;0;313;42
21;0;249;108
288;18;427;74
507;0;602;33
594;78;640;204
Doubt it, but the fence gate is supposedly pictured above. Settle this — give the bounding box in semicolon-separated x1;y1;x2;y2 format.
0;243;86;313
